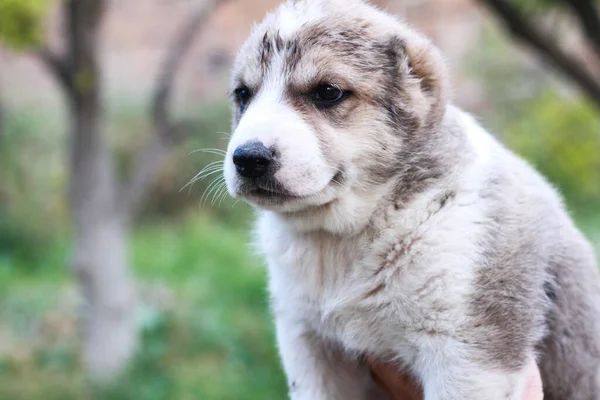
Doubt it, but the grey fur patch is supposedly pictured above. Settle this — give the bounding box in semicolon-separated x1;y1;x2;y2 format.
466;174;550;371
537;243;600;399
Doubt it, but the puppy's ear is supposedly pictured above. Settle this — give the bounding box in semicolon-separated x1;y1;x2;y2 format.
395;33;449;132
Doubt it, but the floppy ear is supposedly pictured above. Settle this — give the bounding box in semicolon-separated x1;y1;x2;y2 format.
396;33;449;132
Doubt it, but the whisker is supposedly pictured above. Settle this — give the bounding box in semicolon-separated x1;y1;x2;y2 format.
192;147;226;153
214;183;228;206
199;179;218;205
188;169;224;190
198;160;224;169
212;182;228;206
200;177;224;206
194;166;224;178
181;164;224;193
210;181;228;206
217;184;232;206
186;161;223;181
206;178;226;207
188;148;227;157
192;164;224;178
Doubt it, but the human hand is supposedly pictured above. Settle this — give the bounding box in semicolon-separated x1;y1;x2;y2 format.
368;358;543;400
522;359;543;400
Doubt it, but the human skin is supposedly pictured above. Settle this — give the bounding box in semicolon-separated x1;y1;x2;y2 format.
368;359;543;400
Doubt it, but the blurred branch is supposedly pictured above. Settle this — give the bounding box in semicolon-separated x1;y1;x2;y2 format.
39;0;106;99
38;47;73;93
479;0;600;109
122;0;231;216
152;0;227;132
560;0;600;58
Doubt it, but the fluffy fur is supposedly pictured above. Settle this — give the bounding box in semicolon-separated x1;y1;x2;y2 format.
222;1;600;399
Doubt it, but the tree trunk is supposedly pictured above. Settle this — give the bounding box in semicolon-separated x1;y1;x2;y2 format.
39;0;227;382
65;0;137;382
69;95;137;382
73;218;136;381
0;96;4;145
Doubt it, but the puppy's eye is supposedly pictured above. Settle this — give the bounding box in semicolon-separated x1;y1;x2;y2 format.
313;84;347;108
234;87;252;111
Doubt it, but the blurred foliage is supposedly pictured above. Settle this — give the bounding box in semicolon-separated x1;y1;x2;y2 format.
107;99;244;223
0;217;287;400
0;98;252;270
504;92;600;210
0;107;67;270
513;0;556;12
464;22;552;125
0;0;52;49
133;101;252;227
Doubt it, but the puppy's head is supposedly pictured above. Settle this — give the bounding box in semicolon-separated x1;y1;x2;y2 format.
225;0;448;230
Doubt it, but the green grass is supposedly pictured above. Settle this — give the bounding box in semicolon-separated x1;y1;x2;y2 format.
0;214;287;400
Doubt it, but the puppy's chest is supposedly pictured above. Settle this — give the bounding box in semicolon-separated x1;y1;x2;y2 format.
266;227;471;355
267;232;365;311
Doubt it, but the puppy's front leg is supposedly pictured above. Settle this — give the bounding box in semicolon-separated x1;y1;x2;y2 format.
414;337;534;400
275;316;372;400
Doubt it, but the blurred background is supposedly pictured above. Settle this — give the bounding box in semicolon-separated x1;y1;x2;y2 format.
0;0;599;398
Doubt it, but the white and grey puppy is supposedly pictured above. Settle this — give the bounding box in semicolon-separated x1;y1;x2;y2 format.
222;1;600;399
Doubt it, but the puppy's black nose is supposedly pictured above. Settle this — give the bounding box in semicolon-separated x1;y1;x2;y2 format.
233;142;273;178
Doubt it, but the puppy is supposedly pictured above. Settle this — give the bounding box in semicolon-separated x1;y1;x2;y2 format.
222;1;600;399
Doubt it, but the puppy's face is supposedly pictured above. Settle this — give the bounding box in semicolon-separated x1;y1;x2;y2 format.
224;0;447;215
